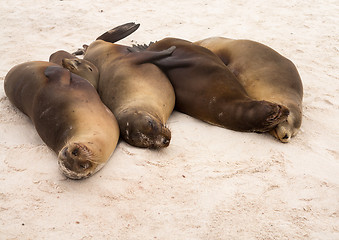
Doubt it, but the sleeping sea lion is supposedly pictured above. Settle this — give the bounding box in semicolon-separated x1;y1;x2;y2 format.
195;37;303;142
146;38;289;133
4;61;119;179
49;50;99;89
82;26;176;149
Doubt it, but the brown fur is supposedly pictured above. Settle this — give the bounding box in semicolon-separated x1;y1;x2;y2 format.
4;61;119;179
49;50;99;89
148;38;290;133
84;41;175;148
195;37;303;142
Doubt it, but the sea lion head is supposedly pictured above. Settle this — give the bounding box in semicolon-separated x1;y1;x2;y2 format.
270;106;301;143
58;142;104;180
119;110;171;149
62;58;99;89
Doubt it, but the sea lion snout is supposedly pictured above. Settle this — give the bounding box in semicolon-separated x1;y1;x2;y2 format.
119;111;171;149
58;143;97;179
270;117;298;143
152;128;171;148
270;124;291;143
161;137;170;146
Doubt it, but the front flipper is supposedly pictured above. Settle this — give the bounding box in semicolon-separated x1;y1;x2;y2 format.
126;46;176;65
96;22;140;43
151;55;193;69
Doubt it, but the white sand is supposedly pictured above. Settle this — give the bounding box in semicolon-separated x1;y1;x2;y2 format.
0;0;338;239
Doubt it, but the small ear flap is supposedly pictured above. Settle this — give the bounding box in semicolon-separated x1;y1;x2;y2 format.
44;66;71;85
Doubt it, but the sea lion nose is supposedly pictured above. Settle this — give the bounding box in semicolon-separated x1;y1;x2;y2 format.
76;160;92;171
282;134;289;140
162;137;170;147
62;157;92;173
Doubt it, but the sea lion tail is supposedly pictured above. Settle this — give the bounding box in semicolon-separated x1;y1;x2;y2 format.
96;22;140;43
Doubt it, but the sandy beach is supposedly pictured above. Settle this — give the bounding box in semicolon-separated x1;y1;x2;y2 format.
0;0;338;239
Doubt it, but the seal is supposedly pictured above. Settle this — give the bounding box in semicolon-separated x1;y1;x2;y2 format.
146;37;290;133
4;61;119;179
195;37;303;142
78;22;175;148
49;50;99;89
83;39;176;148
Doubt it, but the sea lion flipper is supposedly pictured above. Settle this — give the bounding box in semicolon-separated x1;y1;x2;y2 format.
127;46;176;65
96;22;140;43
44;66;71;85
126;46;140;53
152;55;192;69
130;42;154;52
72;45;89;56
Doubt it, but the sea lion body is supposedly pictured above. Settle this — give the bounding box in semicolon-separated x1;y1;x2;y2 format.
195;37;303;142
84;40;175;148
4;61;119;179
147;38;289;132
49;50;99;89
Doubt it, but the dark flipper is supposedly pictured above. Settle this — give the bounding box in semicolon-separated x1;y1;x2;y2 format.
130;42;155;52
96;22;140;43
151;54;193;69
126;46;176;65
72;45;89;56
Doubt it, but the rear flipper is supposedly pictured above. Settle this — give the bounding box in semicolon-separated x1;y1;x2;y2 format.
130;42;154;51
73;45;89;56
126;46;177;65
96;22;140;43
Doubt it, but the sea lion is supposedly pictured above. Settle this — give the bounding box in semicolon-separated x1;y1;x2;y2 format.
4;61;119;179
78;22;175;148
195;37;303;142
146;38;289;133
49;50;99;89
83;39;176;148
